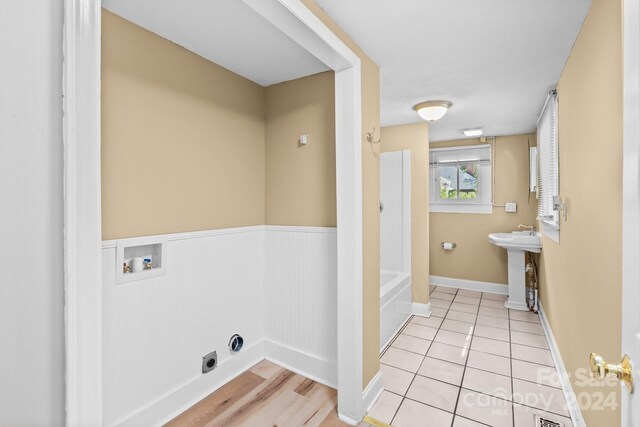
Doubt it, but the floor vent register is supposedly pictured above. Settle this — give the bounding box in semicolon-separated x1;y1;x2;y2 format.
536;415;564;427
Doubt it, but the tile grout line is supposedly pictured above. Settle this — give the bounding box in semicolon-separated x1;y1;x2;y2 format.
385;325;561;385
450;287;483;426
379;358;559;390
388;314;426;424
385;315;415;425
382;386;506;421
380;314;414;357
384;378;568;420
383;286;558;425
385;286;567;424
386;313;554;367
399;301;447;423
442;287;461;427
390;286;459;426
383;350;555;371
509;303;516;427
378;310;420;423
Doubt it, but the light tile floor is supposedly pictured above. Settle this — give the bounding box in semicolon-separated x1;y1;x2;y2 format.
369;285;573;427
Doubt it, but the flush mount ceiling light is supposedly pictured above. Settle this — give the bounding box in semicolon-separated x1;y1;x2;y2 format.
462;127;483;137
414;100;451;121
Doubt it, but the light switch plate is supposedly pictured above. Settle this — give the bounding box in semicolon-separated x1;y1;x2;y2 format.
505;202;517;213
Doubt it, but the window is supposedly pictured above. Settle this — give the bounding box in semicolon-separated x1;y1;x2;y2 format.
537;90;560;242
438;165;478;199
429;145;492;214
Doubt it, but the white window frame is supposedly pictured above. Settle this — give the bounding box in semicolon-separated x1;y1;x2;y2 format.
537;90;560;242
429;145;493;214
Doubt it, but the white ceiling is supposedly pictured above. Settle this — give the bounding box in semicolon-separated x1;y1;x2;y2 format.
102;0;329;87
104;0;591;141
315;0;591;142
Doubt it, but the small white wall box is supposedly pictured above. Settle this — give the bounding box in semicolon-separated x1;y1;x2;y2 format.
299;134;308;145
505;202;517;213
115;236;167;284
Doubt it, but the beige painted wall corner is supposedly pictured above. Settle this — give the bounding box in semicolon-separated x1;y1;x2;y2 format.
265;71;336;227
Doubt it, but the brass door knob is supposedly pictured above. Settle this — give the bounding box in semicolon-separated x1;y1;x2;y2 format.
589;352;634;393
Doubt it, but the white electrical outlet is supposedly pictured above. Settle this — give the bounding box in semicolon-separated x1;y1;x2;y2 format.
505;202;517;213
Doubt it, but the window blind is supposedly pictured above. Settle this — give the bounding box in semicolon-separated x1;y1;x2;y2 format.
537;90;559;226
430;145;491;165
529;147;538;193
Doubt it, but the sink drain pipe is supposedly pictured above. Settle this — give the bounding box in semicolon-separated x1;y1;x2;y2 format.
525;251;539;313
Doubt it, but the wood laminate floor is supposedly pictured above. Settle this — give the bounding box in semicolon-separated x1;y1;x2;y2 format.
165;360;374;427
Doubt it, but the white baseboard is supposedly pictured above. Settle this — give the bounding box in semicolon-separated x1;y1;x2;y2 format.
114;338;339;427
116;341;265;427
362;370;384;413
430;275;508;295
264;340;337;389
538;303;586;427
116;338;340;427
412;302;432;317
338;413;361;426
504;300;530;311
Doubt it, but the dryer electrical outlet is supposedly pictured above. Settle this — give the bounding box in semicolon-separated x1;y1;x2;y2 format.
202;351;217;374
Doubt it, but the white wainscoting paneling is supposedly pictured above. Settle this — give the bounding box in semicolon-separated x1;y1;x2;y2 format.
102;228;265;426
102;225;339;426
264;226;338;388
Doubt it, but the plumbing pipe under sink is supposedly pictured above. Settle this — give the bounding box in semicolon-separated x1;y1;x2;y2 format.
488;231;542;311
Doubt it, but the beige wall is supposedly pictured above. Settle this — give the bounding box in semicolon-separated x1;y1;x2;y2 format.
102;10;266;240
265;71;336;226
300;0;381;389
381;123;430;303
539;1;623;425
429;134;538;286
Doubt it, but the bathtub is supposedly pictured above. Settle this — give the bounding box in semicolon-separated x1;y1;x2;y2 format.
380;270;412;351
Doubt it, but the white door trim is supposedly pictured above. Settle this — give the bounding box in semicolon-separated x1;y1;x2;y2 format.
333;62;365;422
241;1;365;421
64;0;365;424
62;0;103;425
622;0;640;424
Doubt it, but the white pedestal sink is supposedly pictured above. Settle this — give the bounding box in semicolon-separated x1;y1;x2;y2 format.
488;231;542;311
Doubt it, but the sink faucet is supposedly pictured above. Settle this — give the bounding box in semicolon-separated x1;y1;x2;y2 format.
518;224;536;235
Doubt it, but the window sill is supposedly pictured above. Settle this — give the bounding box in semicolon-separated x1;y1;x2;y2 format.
430;204;493;214
540;220;560;243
